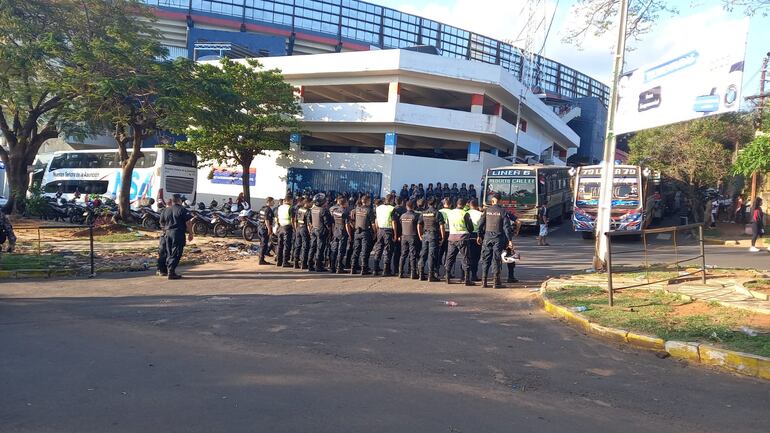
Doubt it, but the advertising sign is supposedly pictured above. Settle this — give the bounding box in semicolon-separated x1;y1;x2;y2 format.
615;18;749;134
211;167;256;186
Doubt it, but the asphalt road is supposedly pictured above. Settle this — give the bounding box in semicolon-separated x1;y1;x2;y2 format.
1;226;769;433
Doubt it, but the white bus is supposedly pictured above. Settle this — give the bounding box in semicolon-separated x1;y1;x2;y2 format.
41;148;197;207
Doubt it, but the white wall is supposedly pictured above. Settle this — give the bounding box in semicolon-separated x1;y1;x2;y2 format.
196;149;509;207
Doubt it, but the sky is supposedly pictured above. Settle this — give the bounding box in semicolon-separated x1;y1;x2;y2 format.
374;0;770;99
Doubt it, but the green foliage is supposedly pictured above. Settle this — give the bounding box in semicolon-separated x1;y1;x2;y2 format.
733;135;770;176
21;186;48;218
169;58;301;200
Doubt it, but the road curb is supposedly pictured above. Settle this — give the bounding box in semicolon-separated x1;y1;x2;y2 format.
538;279;770;381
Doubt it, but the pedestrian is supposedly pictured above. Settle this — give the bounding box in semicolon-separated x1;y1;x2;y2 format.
417;197;444;282
158;194;193;280
293;197;312;269
710;196;719;228
397;199;421;279
0;208;17;258
275;195;294;267
749;197;765;253
372;194;397;276
329;196;352;273
537;200;549;246
477;192;516;288
350;194;376;275
733;195;744;224
467;198;483;282
257;197;275;265
308;193;332;272
444;197;475;286
704;197;714;227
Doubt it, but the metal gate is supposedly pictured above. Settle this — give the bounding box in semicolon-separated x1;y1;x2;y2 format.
286;168;382;197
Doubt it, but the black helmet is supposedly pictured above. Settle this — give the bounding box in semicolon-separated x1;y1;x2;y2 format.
313;193;326;206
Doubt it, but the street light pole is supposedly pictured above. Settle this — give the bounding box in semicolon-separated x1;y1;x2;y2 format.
594;0;629;270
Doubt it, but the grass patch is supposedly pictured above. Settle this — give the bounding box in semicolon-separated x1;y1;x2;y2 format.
744;279;770;290
547;285;770;357
0;253;59;270
96;232;145;243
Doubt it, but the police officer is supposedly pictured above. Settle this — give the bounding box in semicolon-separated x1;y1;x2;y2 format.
466;199;483;281
397;200;421;279
372;194;397;276
275;195;294;267
350;195;376;275
438;198;452;276
159;194;193;280
329;196;352;274
390;196;407;275
444;197;474;286
477;192;516;288
308;194;332;272
344;196;358;270
417;197;444;282
257;197;275;265
293;197;312;269
0;208;17;258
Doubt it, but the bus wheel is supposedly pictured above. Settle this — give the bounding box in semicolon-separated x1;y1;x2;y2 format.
192;221;208;236
213;222;229;238
242;225;257;242
581;231;594;240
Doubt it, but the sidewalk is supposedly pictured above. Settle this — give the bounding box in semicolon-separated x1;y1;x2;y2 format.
703;221;770;248
669;282;770;314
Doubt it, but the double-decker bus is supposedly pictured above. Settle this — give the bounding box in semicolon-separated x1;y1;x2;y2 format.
41;148;197;207
572;164;650;238
482;165;572;226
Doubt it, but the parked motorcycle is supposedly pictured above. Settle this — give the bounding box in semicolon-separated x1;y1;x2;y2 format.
190;209;214;236
211;210;240;237
140;207;161;230
240;210;260;241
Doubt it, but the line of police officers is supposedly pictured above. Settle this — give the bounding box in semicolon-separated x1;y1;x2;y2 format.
254;190;520;289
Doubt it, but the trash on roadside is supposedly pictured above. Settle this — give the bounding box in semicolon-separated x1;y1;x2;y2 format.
573;306;588;312
740;326;758;337
443;300;459;307
705;264;717;269
585;269;596;273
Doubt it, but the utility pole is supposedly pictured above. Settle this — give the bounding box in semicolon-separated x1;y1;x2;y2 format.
750;53;769;206
594;0;629;270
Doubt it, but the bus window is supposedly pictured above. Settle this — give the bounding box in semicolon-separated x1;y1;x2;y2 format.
44;180;109;194
165;150;196;167
485;178;511;205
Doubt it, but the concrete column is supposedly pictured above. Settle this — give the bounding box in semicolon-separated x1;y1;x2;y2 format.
470;94;484;114
388;82;400;104
384;132;397;155
467;141;480;162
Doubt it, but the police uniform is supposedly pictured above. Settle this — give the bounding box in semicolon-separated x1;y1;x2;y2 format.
418;206;443;281
275;202;294;267
350;204;375;274
293;206;311;269
444;207;474;285
329;204;350;273
478;204;516;288
390;204;406;275
159;203;192;278
397;209;420;278
308;204;332;271
467;207;483;281
257;204;274;264
157;229;168;275
438;206;451;276
372;203;396;275
0;210;17;257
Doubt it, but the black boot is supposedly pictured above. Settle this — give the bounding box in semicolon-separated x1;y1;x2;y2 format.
482;274;489;288
428;272;439;282
464;272;474;286
258;259;269;265
445;272;451;284
419;270;427;281
411;270;419;280
361;268;372;276
507;276;519;283
494;274;503;289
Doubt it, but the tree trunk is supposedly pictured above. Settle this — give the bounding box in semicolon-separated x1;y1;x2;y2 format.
117;133;143;222
241;158;253;208
4;155;31;214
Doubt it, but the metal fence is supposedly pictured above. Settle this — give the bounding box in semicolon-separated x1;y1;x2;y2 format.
605;223;706;306
10;224;95;277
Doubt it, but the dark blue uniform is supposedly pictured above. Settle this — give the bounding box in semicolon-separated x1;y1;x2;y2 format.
418;207;443;280
159;204;191;276
309;205;332;271
350;205;375;274
329;205;350;273
398;210;420;278
257;205;274;263
478;205;516;286
293;207;311;269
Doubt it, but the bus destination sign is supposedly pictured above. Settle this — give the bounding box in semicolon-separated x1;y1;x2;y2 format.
488;169;534;177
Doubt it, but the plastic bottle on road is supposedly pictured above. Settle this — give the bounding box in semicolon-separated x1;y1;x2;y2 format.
444;300;459;307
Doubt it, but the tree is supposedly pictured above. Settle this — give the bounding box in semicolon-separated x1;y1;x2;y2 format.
170;58;301;205
628;114;753;220
63;3;194;221
562;0;678;47
733;108;770;178
724;0;770;15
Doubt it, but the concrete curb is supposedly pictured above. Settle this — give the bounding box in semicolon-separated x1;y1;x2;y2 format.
539;279;770;381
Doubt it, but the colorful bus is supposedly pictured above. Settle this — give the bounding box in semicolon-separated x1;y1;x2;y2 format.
482;165;572;226
41;148;197;207
572;164;650;238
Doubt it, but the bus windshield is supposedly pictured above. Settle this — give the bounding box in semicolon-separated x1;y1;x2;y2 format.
576;178;641;209
486;176;536;208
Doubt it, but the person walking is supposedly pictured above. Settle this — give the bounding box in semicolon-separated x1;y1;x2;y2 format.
350;195;376;275
329;196;352;273
477;193;516;288
417;197;444;282
308;194;332;272
444;198;475;286
257;197;275;265
467;199;483;282
733;195;745;224
749;197;765;253
397;200;421;279
537;200;549;246
372;195;397;276
275;195;294;267
710;196;719;228
159;194;193;280
0;208;17;258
